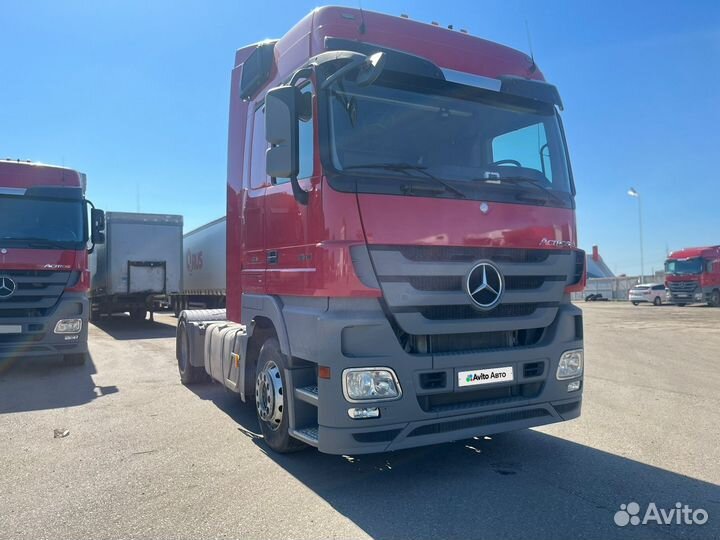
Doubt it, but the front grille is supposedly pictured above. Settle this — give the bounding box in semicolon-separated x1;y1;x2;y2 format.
394;246;553;264
0;270;69;318
417;382;543;413
364;245;578;353
408;408;551;437
668;281;698;293
417;303;548;320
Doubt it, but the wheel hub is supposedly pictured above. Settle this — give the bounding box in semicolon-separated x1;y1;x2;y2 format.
255;361;283;430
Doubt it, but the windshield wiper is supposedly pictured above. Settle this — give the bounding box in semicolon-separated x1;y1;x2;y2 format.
473;175;565;206
343;163;467;199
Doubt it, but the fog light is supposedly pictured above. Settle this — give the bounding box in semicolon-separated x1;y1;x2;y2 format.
54;318;83;334
567;380;581;392
695;293;703;301
343;368;401;401
557;349;583;380
348;407;380;419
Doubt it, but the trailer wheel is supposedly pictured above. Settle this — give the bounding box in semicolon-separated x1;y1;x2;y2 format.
255;337;307;453
177;320;206;385
173;297;182;318
129;308;146;321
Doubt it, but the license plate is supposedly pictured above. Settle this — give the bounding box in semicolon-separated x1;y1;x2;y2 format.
0;325;22;334
458;366;514;387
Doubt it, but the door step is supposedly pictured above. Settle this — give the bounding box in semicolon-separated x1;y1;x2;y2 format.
294;385;319;406
291;426;319;446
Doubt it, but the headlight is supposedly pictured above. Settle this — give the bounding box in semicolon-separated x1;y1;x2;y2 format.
343;368;401;401
557;349;583;380
54;318;83;334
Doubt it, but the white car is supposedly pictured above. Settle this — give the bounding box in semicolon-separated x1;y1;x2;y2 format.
629;283;667;306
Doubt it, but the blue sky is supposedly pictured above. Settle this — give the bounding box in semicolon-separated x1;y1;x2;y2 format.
1;1;718;276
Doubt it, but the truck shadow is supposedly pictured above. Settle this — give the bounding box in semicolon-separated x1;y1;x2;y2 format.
188;382;720;540
91;315;177;341
0;354;118;414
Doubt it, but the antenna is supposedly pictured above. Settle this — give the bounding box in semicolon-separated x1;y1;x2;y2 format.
136;183;140;212
358;0;366;34
524;19;537;73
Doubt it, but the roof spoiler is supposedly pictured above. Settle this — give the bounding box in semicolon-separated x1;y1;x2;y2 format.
325;37;563;109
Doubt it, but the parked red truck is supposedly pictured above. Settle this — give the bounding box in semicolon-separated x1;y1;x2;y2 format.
665;246;720;306
0;159;105;365
177;7;586;454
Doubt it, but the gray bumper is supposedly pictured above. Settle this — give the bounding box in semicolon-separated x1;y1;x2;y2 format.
0;293;89;360
283;297;583;454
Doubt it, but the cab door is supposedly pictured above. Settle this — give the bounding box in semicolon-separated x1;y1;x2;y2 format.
263;82;317;295
241;104;269;293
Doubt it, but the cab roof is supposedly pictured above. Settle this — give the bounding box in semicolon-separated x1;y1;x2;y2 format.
0;159;86;192
668;246;720;259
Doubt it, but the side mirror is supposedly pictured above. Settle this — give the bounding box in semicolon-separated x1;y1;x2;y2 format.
265;85;309;205
355;52;386;86
91;208;106;246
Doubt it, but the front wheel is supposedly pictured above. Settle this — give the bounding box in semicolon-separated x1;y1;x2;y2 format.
710;290;720;307
653;296;662;306
255;337;307;453
632;301;639;306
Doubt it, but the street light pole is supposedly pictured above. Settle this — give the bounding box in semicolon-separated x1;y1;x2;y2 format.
627;187;645;283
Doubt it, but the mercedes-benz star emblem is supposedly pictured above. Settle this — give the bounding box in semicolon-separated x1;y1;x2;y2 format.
465;261;504;310
479;202;489;214
0;276;17;299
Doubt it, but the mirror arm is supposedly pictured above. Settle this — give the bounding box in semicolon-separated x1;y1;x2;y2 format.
290;175;309;205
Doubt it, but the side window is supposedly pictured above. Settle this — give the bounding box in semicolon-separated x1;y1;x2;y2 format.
492;123;552;181
653;284;665;291
275;82;314;184
250;106;267;189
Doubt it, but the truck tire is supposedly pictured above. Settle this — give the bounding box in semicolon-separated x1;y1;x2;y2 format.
710;290;720;307
63;353;88;366
653;296;662;306
129;307;146;321
676;303;686;307
177;321;206;385
255;337;307;453
173;297;182;318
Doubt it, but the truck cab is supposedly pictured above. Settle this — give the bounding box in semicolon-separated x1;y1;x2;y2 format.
0;159;104;365
665;246;720;306
177;7;585;454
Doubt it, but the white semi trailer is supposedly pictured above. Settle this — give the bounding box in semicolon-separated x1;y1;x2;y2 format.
90;212;183;321
171;217;226;316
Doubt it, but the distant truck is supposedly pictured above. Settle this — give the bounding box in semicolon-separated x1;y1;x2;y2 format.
90;212;183;320
171;217;227;316
665;246;720;306
0;159;105;365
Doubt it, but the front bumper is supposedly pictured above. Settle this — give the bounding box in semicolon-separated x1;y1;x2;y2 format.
283;298;584;454
0;293;89;360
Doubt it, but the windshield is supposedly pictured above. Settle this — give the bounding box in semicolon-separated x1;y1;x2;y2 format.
665;258;703;275
327;78;572;202
0;196;85;249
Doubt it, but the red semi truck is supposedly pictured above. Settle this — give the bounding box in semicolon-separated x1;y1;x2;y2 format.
0;159;105;365
665;246;720;306
177;7;586;454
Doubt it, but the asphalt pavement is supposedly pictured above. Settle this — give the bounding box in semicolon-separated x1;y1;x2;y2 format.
1;302;718;539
